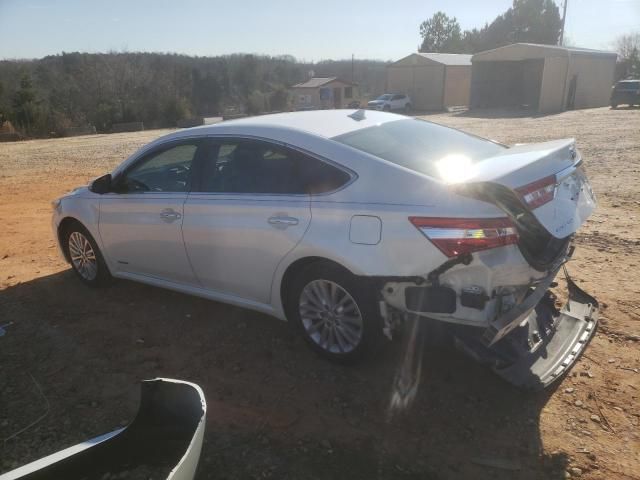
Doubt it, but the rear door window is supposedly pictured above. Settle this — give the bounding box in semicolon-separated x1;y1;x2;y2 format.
197;139;351;194
617;81;639;90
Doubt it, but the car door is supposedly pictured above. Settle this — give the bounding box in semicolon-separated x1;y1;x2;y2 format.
98;139;203;286
182;138;314;305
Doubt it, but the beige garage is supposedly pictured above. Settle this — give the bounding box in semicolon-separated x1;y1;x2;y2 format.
386;53;472;111
470;43;617;113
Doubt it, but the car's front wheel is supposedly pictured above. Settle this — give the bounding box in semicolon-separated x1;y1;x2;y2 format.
285;262;383;363
63;222;112;287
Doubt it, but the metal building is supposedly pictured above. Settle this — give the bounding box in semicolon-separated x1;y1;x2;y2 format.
386;53;472;111
470;43;617;113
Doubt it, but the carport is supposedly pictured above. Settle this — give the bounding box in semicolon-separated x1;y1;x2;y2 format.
470;43;617;113
387;53;472;111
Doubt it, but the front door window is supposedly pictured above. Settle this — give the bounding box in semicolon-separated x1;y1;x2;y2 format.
119;144;197;193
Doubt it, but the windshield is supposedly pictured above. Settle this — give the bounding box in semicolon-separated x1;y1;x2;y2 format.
377;94;393;101
332;118;506;181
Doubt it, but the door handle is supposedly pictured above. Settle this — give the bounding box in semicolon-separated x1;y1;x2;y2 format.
268;215;299;227
160;208;182;222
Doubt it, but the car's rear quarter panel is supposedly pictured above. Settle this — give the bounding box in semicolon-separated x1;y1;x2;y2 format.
269;136;550;323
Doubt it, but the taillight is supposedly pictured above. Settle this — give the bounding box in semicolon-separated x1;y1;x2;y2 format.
409;217;519;257
516;175;556;209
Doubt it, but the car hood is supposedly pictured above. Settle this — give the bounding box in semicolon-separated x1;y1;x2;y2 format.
58;185;93;201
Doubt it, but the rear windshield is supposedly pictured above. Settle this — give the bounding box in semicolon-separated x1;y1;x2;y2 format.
332;118;506;180
616;81;639;89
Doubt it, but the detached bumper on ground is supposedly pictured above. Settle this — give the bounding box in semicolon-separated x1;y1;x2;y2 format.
2;378;206;480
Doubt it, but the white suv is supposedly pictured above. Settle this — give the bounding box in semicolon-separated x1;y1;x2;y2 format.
368;93;411;112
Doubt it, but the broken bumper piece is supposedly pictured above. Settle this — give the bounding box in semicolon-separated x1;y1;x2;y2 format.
455;268;598;390
1;378;206;480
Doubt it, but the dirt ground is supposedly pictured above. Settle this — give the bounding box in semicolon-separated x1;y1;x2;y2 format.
0;107;639;480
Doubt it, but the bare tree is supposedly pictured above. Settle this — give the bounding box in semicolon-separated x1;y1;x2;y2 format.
615;33;640;79
617;33;640;59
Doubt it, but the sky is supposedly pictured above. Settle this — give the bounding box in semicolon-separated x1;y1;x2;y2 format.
0;0;638;61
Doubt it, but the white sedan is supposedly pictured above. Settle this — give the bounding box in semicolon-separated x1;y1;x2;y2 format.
52;110;598;389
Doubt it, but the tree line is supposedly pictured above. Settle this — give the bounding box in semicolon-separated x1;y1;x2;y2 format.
0;53;387;137
418;0;563;54
1;0;637;138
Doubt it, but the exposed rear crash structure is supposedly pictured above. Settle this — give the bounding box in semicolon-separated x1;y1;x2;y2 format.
382;254;598;390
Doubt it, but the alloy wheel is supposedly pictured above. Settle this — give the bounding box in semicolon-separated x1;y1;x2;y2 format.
68;231;98;281
299;279;363;354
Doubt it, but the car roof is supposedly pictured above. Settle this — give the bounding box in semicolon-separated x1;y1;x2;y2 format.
181;109;405;139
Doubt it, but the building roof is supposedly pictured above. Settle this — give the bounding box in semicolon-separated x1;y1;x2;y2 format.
389;53;472;67
415;53;472;66
292;77;354;88
472;43;617;62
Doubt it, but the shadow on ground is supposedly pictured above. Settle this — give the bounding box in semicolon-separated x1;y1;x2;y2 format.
0;271;570;479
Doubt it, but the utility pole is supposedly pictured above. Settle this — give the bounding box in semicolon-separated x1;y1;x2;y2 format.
351;54;355;83
559;0;568;46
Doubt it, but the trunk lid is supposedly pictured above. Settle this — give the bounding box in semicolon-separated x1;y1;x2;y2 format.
457;139;596;240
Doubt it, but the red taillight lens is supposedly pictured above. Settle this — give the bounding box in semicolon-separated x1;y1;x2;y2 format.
515;175;557;209
409;217;519;257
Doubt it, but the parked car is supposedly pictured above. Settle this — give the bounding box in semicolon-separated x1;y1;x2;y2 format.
52;110;598;389
367;93;411;112
610;79;640;108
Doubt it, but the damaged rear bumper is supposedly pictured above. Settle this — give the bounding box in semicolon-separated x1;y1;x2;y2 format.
380;261;598;390
454;267;598;389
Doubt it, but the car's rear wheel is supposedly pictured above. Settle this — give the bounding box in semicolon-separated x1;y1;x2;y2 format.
285;262;383;363
383;104;391;112
63;223;111;287
404;103;412;113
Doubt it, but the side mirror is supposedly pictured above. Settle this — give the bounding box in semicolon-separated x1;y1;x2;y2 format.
89;173;112;194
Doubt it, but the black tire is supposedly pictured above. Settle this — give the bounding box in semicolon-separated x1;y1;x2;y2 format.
383;104;391;112
62;222;112;287
284;262;384;363
404;103;412;114
611;103;618;109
